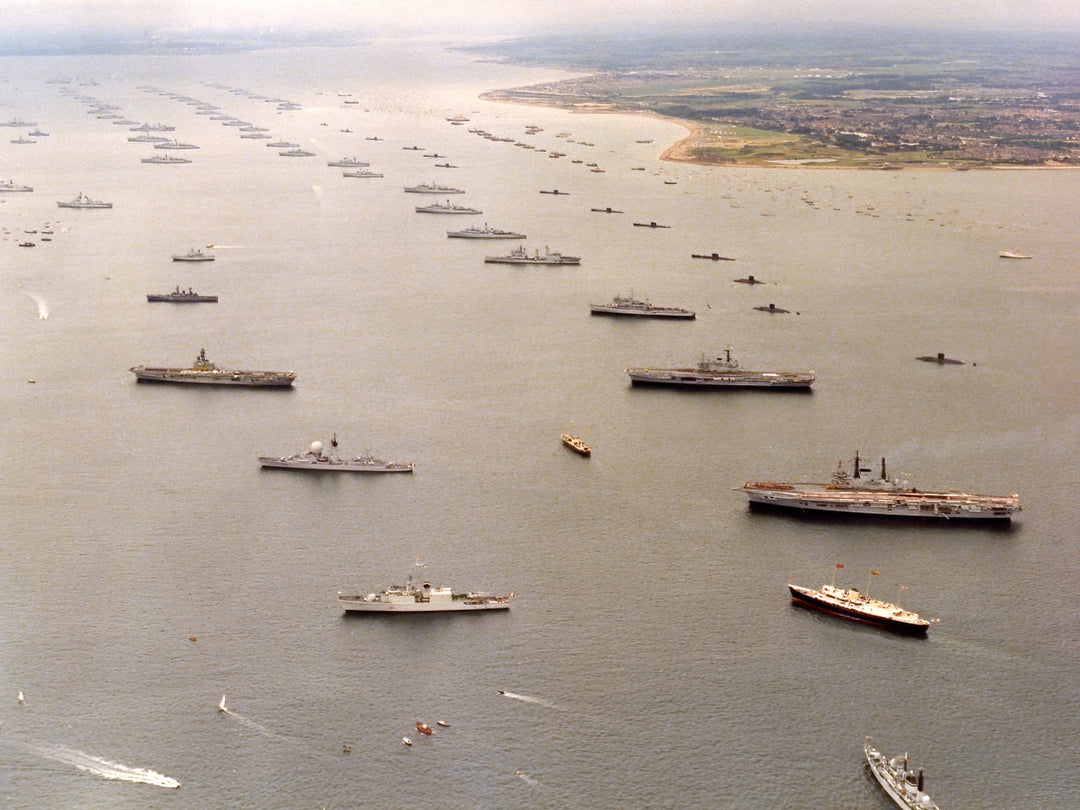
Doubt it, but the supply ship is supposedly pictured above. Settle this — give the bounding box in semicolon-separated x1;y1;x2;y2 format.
626;348;813;389
130;348;295;387
742;452;1021;520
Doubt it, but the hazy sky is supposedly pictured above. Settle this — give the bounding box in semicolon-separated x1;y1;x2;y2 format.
5;0;1080;44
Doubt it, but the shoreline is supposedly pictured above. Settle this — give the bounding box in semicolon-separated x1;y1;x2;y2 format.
480;89;1077;171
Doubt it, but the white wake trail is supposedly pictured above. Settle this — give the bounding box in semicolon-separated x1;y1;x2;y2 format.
28;744;180;789
25;291;48;319
497;690;560;709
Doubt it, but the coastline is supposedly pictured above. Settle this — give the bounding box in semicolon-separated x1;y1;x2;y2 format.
480;88;1076;171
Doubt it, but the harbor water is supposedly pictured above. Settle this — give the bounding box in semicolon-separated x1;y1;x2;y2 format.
1;39;1079;808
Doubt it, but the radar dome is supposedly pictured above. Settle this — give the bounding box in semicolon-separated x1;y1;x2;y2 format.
310;441;323;454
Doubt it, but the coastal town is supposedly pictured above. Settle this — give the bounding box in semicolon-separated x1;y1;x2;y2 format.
474;33;1080;168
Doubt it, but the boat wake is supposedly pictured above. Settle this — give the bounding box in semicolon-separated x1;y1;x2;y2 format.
497;690;560;709
25;291;48;319
27;743;180;789
516;769;539;785
217;698;313;751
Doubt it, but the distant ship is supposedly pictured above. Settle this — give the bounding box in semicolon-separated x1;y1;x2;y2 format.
337;566;512;614
692;252;736;261
343;169;383;178
259;438;413;472
626;348;813;389
128;134;170;142
999;250;1032;259
447;223;525;239
0;179;33;192
153;140;199;150
328;157;370;167
788;566;936;636
742;451;1021;520
484;245;581;265
561;434;591;456
405;182;464;194
130;122;175;132
58;192;112;209
172;248;215;262
280;148;315;157
0;117;36;127
865;740;940;810
590;294;695;319
415;200;481;214
130;348;295;387
147;286;217;303
142;154;191;164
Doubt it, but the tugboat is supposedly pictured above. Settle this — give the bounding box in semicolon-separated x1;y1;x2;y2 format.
258;437;413;472
742;451;1022;521
484;246;580;265
337;562;512;614
130;348;295;387
788;565;936;636
626;348;814;389
146;286;217;303
590;293;695;319
864;739;941;809
561;434;591;456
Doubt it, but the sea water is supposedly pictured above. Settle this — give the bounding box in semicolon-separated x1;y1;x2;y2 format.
1;39;1079;808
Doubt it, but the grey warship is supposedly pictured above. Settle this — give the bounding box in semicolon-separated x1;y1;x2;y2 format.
742;452;1021;520
130;348;295;387
626;348;813;389
259;438;413;472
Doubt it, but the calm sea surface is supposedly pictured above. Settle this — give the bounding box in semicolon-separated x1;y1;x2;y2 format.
2;39;1079;809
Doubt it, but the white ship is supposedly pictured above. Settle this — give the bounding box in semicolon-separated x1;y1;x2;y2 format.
590;293;695;319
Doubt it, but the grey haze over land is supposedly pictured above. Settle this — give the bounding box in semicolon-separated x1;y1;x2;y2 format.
2;0;1079;53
